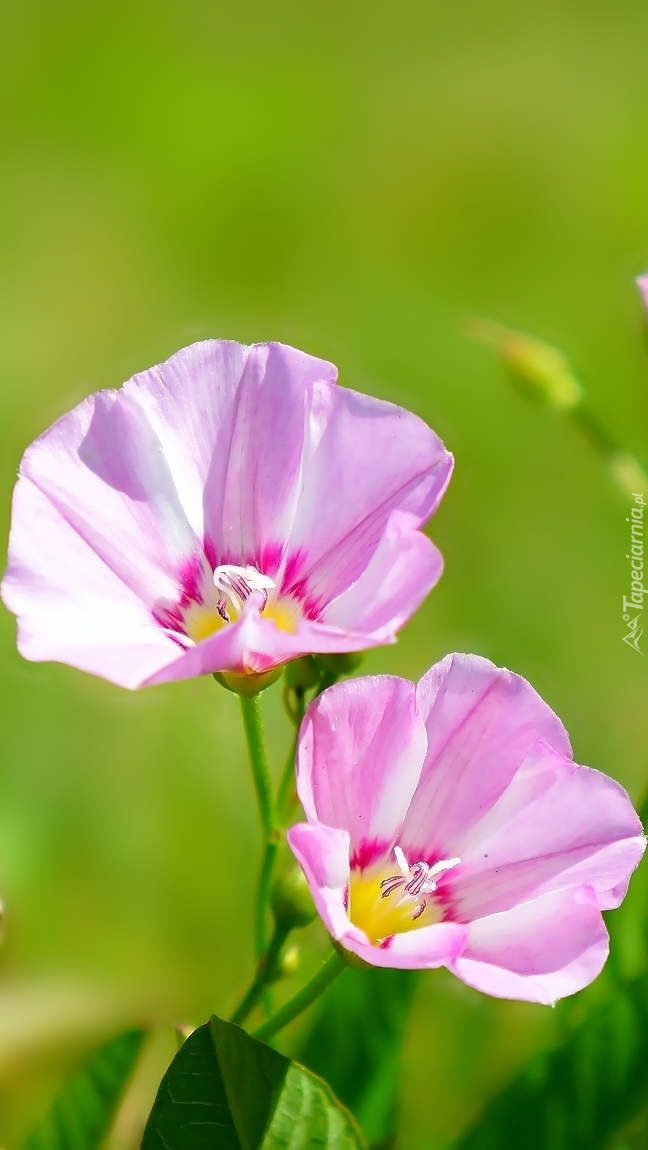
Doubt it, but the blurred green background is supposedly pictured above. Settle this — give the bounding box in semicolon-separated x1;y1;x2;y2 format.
1;0;648;1145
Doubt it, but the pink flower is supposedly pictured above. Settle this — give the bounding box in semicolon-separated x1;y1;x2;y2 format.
287;654;645;1003
1;341;452;690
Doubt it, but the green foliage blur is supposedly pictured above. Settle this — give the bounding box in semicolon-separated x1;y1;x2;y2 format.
0;0;647;1145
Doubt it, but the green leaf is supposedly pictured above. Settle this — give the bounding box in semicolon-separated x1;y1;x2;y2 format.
297;967;418;1145
24;1028;146;1150
452;975;648;1150
141;1016;366;1150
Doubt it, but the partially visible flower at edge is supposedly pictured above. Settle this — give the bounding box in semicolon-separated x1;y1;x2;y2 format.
1;340;452;689
287;654;645;1004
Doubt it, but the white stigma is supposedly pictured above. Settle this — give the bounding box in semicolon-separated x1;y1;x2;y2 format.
381;846;461;923
213;564;276;615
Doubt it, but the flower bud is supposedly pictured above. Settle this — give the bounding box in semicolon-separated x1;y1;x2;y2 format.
608;452;648;500
314;652;365;676
213;667;283;696
284;656;320;690
471;319;582;410
271;867;317;930
270;944;300;982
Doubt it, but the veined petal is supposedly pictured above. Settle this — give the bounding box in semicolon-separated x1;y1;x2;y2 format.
399;654;572;860
322;511;443;638
343;921;469;970
213;342;336;570
448;742;646;920
123;340;251;546
281;382;452;612
452;886;609;1004
17;389;199;609
286;823;362;945
296;677;427;862
2;477;182;690
127;341;340;575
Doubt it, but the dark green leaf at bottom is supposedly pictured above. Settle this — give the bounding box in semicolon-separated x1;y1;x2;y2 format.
141;1016;365;1150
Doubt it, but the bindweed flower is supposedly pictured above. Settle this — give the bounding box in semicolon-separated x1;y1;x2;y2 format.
1;341;452;689
287;654;645;1003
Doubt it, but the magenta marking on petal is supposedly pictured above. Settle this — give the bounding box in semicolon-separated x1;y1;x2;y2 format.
280;550;307;592
301;593;326;620
288;581;323;620
177;555;204;605
259;541;283;579
152;604;184;631
279;551;325;619
289;577;307;601
439;893;459;923
151;608;190;649
350;840;389;871
379;935;394;950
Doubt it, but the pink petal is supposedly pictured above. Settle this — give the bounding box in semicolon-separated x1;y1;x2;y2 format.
2;477;181;689
123;340;249;545
296;677;427;861
280;383;452;613
448;741;646;920
322;511;444;638
399;654;572;860
452;885;609;1004
129;341;337;572
637;275;648;310
16;389;199;610
286;822;361;945
344;921;469;970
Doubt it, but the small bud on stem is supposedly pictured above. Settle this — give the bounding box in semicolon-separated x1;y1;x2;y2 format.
271;867;317;930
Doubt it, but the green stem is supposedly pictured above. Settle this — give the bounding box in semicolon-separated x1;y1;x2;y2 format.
230;922;291;1026
239;694;273;839
277;683;308;822
569;404;621;460
277;733;299;822
239;693;278;955
255;831;281;957
315;671;339;697
252;952;345;1042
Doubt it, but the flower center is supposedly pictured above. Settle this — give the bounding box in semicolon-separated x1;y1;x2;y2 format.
213;564;276;620
348;846;460;944
183;564;300;644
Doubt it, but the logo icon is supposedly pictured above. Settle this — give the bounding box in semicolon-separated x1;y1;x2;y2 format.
622;612;644;654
